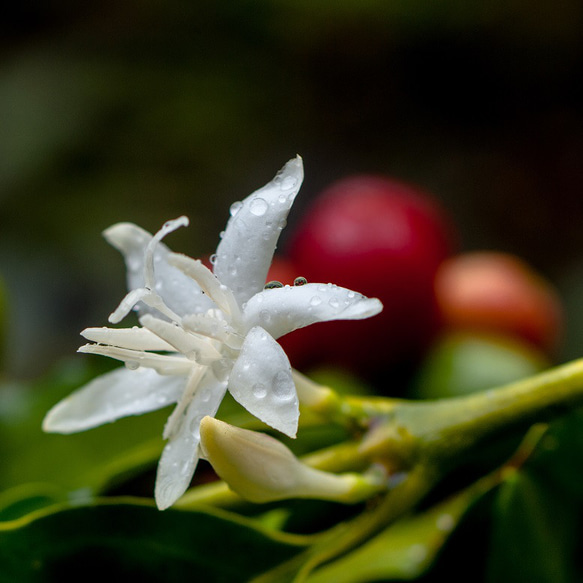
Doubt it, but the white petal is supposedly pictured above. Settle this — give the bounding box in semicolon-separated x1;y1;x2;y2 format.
168;253;241;320
154;372;228;510
78;344;193;376
242;283;383;339
181;313;232;343
108;287;152;324
213;157;304;306
81;326;175;351
140;314;222;364
103;222;214;317
42;367;187;434
229;326;298;438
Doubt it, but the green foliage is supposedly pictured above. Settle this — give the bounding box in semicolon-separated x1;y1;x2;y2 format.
487;471;578;583
0;501;306;582
2;356;583;581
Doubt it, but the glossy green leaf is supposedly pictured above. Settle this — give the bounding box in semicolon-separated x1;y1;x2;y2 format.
487;470;579;583
305;476;498;583
0;499;308;582
526;410;583;499
0;484;66;522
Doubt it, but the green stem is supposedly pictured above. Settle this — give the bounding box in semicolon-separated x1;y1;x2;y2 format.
362;358;583;467
251;465;437;583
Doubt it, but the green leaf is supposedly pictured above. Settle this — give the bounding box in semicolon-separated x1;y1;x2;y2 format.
0;484;65;522
305;476;497;583
0;499;308;582
527;410;583;499
487;470;579;583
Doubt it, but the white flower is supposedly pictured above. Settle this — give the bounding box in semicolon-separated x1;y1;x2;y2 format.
43;157;383;510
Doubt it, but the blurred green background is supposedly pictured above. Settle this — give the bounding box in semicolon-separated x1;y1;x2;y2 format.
1;0;583;378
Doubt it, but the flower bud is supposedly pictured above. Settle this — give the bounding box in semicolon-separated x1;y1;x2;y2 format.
200;416;384;503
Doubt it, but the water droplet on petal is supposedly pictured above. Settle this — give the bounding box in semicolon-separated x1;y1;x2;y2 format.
329;297;340;309
273;370;294;401
125;361;140;370
189;415;204;438
281;176;296;190
253;383;267;399
128;257;141;272
310;296;322;306
230;201;243;216
209;254;217;265
294;276;307;286
265;281;283;289
250;197;268;216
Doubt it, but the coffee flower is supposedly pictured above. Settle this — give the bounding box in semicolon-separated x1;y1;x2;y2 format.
43;157;383;509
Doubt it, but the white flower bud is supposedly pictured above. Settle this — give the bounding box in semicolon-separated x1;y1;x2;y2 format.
200;416;383;503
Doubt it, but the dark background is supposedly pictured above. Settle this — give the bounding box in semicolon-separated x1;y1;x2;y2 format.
1;0;583;377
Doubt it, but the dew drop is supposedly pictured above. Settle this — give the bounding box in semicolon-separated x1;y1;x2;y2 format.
273;370;294;401
310;296;322;306
436;513;455;532
189;415;204;438
209;254;217;265
265;280;283;289
294;276;307;286
278;194;287;204
408;544;428;564
230;201;243;216
250;197;268;216
253;383;267;399
328;297;340;309
278;218;287;229
125;361;140;370
127;257;141;272
281;176;296;190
